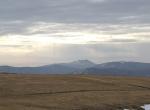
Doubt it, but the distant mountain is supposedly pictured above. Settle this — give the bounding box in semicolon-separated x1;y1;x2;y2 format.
0;60;95;74
0;65;77;74
60;60;96;69
0;61;150;76
83;61;150;76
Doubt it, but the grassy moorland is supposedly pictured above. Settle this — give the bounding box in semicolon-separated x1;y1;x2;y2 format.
0;74;150;110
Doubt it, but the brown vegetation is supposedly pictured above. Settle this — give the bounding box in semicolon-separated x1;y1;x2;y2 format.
0;74;150;110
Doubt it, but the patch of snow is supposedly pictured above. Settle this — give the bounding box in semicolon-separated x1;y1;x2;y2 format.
123;104;150;110
141;104;150;110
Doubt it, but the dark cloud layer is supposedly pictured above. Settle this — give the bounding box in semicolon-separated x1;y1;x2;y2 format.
0;0;150;37
0;0;150;23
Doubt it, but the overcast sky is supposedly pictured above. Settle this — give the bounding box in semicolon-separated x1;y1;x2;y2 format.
0;0;150;66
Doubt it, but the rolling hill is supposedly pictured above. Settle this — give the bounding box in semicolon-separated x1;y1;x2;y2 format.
0;60;150;76
0;60;95;74
83;61;150;76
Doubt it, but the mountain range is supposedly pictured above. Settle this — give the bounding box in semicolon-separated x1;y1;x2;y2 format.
0;60;150;76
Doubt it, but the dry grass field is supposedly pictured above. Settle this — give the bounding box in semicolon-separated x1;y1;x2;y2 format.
0;74;150;110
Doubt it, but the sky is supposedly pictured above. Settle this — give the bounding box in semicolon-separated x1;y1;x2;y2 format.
0;0;150;66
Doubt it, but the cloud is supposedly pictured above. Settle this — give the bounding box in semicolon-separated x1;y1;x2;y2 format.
0;0;150;66
0;0;149;23
1;22;150;44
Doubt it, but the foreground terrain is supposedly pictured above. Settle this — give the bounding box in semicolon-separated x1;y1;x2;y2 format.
0;74;150;110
